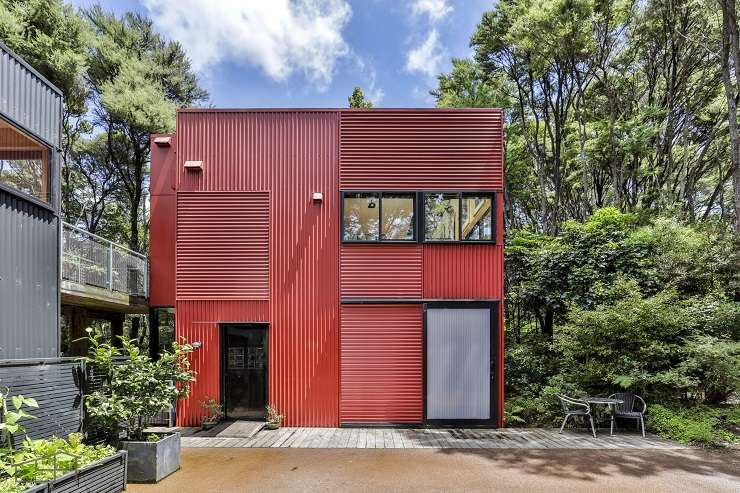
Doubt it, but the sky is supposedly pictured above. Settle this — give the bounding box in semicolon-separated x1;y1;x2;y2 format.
69;0;493;108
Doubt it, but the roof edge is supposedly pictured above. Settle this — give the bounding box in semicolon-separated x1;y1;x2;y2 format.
0;40;64;96
177;107;504;114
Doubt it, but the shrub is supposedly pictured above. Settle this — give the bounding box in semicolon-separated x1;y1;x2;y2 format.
647;404;739;445
83;330;195;441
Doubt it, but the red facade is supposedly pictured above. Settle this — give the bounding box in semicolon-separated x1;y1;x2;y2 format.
150;109;504;427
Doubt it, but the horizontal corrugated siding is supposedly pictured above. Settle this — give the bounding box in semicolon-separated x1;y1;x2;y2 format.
340;110;503;190
0;361;82;441
0;43;62;146
340;244;422;298
340;305;423;423
0;189;59;359
177;191;269;300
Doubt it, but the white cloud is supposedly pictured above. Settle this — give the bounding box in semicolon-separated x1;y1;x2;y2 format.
141;0;352;89
354;56;385;105
405;30;444;79
411;0;453;23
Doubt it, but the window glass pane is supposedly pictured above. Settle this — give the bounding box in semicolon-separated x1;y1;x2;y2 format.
381;193;415;240
0;117;50;203
343;192;380;240
156;308;175;355
462;195;493;240
424;193;460;241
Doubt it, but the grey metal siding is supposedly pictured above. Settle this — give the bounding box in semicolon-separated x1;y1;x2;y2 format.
0;41;63;147
0;360;82;441
0;188;60;359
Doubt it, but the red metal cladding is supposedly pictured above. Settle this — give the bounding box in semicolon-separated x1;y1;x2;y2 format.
340;304;423;424
149;134;176;307
176;191;269;300
423;193;505;300
174;111;340;427
340;109;504;190
340;244;422;298
175;300;269;426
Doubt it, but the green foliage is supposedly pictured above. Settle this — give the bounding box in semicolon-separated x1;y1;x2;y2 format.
348;86;373;108
0;477;29;493
83;330;195;441
0;389;38;452
647;404;739;445
432;58;510;108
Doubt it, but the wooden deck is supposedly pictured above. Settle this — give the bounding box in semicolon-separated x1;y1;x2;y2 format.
177;427;685;450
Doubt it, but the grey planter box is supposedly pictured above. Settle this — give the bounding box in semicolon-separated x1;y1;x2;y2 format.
120;432;180;483
21;450;128;493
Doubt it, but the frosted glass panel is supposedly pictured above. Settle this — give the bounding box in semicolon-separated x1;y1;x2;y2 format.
426;308;490;420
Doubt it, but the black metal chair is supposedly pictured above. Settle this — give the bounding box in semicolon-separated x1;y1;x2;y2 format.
557;394;596;438
608;392;647;437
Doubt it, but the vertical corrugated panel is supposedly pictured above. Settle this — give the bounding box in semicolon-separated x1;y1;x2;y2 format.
340;109;503;190
340;305;423;423
0;43;63;146
0;189;59;359
426;308;491;420
149;134;176;306
269;112;339;426
175;300;269;426
177;111;273;192
423;244;503;299
177;191;269;300
173;111;340;427
340;244;422;298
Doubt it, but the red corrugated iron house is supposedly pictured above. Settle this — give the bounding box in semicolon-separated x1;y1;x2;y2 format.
149;108;504;428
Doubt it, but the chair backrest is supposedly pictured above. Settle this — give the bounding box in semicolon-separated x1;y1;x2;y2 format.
608;392;646;413
556;394;589;413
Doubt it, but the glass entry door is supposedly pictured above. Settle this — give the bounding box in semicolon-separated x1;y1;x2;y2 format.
221;324;268;419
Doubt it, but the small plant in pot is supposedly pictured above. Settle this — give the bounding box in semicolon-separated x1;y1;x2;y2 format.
199;397;223;430
265;404;284;430
83;329;195;483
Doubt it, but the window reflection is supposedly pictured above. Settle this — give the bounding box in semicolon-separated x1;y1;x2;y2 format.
343;192;380;241
381;193;415;240
424;193;460;241
0;117;50;203
462;195;493;240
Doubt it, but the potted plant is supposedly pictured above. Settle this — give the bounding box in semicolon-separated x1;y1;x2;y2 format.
82;330;195;483
199;397;223;430
265;404;284;430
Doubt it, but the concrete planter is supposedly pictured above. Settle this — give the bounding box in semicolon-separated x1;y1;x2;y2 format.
120;432;180;483
21;451;128;493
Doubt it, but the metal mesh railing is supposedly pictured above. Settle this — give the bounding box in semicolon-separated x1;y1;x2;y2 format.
61;222;148;297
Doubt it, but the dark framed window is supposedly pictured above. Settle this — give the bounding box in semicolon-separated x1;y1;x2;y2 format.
0;115;51;204
423;192;495;243
342;191;416;242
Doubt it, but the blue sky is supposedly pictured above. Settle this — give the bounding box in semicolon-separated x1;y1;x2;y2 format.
70;0;493;108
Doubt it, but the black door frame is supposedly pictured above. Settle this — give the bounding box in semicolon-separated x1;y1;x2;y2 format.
423;300;499;428
219;323;269;420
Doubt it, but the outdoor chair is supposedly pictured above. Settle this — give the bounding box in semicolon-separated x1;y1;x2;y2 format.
608;392;647;437
557;394;596;438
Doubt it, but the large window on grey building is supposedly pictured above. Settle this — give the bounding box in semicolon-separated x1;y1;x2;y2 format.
0;116;51;203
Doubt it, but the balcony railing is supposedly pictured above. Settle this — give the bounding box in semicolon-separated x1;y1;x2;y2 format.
61;222;148;298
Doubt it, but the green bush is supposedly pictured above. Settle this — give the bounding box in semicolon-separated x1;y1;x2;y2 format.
0;478;30;493
647;404;739;444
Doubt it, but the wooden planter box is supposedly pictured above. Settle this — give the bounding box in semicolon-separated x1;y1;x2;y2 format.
21;451;127;493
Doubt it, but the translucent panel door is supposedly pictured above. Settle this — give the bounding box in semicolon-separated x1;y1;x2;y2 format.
426;307;491;421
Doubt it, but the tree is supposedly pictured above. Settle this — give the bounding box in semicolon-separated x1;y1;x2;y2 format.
718;0;740;232
348;86;373;108
84;6;207;251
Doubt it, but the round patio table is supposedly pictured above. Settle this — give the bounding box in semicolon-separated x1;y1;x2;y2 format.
585;397;624;436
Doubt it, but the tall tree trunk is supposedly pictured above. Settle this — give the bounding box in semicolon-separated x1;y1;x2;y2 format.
720;0;740;233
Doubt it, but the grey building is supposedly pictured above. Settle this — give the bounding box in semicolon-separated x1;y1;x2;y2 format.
0;41;63;360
